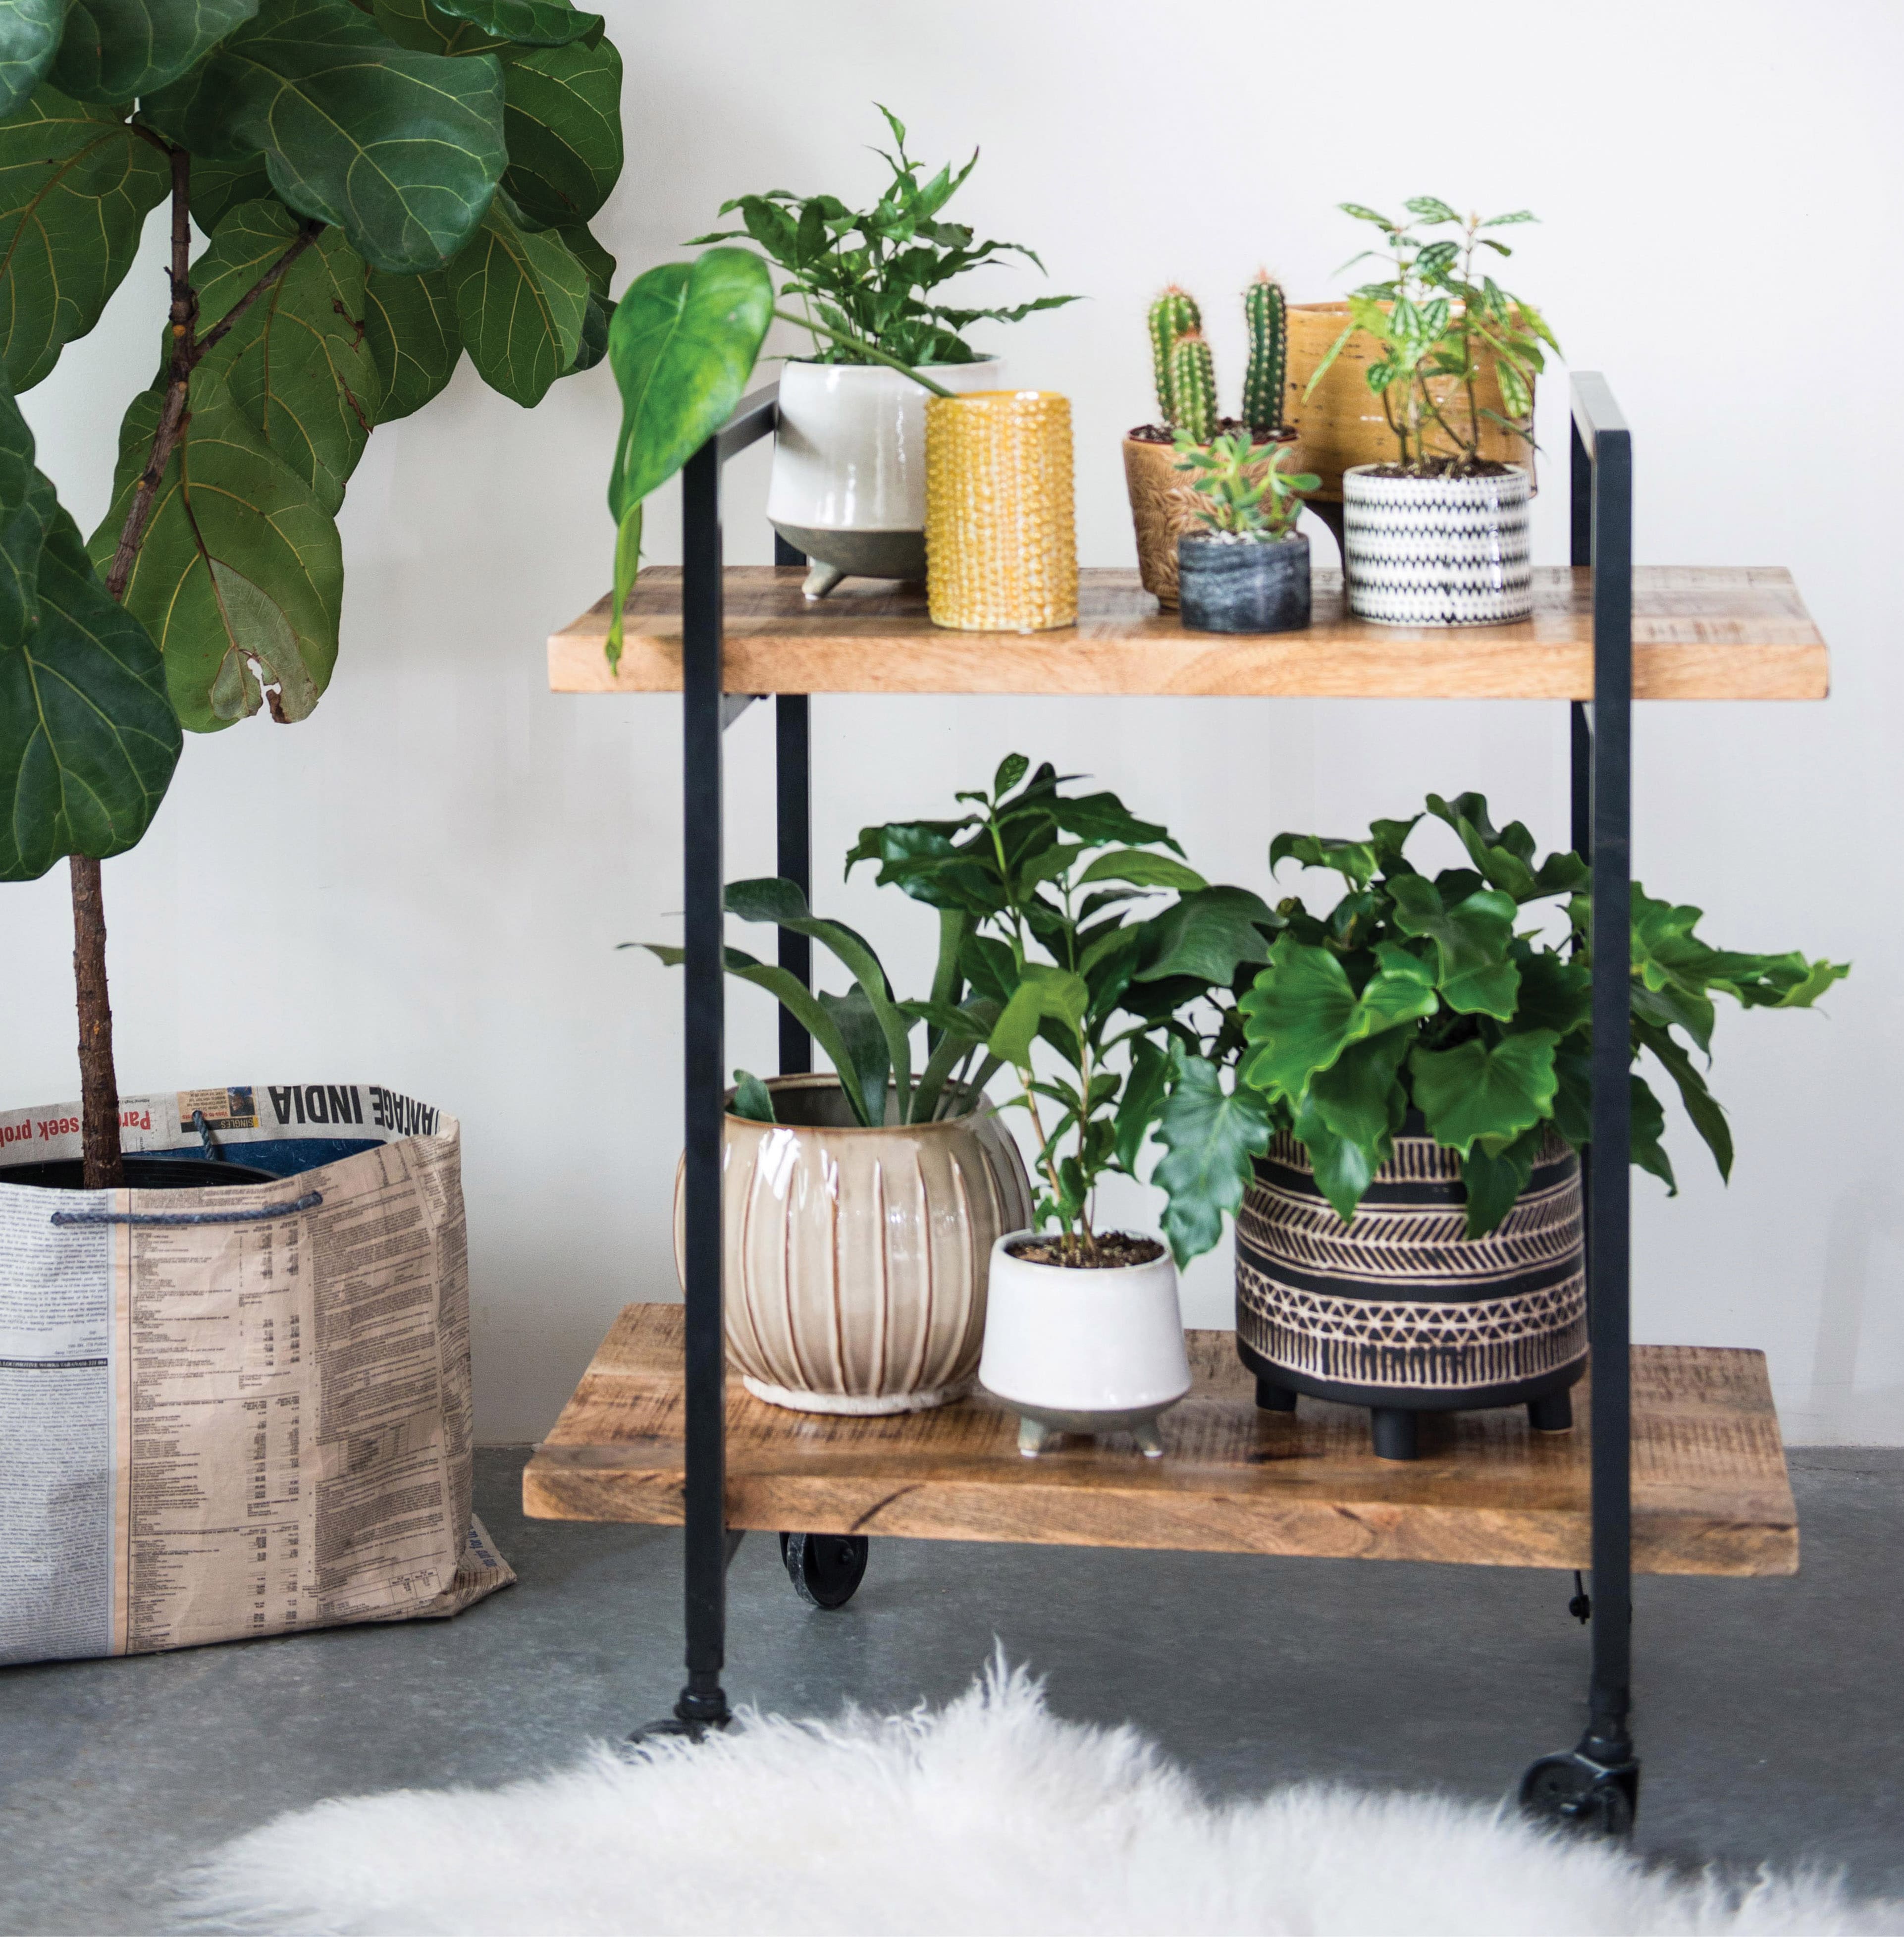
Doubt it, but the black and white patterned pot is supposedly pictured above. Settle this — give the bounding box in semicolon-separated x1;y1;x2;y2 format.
1342;463;1532;626
1234;1127;1585;1459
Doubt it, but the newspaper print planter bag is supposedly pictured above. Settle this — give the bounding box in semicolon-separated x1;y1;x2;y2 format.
0;1081;511;1666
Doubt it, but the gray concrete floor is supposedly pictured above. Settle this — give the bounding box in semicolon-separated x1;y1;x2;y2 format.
1;1446;1899;1934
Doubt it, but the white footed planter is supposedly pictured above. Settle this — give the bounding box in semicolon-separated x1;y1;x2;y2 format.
978;1234;1191;1457
1342;462;1532;626
767;356;1002;597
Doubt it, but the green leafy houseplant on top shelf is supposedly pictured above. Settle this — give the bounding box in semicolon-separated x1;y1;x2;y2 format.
0;0;626;1183
1152;793;1850;1264
690;104;1078;371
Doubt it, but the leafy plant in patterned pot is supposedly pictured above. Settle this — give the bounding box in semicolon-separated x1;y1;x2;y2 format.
1305;197;1558;627
1150;793;1848;1460
0;0;624;1187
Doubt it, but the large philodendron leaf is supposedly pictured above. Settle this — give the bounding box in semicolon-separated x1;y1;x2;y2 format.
363;264;460;420
0;0;62;118
1386;872;1520;1018
498;35;621;227
191;200;385;515
0;512;182;876
1408;1030;1560;1157
53;0;260;102
90;377;342;732
142;0;507;274
0;88;170;390
604;247;772;660
445;193;587;405
1154;1047;1273;1267
1237;935;1437;1105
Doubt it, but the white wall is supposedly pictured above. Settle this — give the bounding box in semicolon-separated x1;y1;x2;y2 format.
10;0;1901;1443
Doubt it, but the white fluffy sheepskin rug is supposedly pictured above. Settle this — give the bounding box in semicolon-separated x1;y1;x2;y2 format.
174;1658;1897;1937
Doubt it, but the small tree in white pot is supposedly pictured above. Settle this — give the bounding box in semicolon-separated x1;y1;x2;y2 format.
1308;199;1559;626
693;106;1078;599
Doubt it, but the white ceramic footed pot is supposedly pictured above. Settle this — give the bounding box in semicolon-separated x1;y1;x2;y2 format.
767;357;1003;595
1342;462;1532;625
978;1234;1191;1457
672;1075;1033;1415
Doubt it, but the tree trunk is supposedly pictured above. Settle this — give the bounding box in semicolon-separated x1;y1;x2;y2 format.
70;856;123;1189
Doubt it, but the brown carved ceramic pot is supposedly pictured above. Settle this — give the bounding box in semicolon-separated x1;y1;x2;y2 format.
672;1075;1034;1415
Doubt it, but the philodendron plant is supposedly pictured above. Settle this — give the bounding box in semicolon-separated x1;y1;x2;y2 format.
0;0;625;1184
849;756;1277;1264
1154;793;1849;1263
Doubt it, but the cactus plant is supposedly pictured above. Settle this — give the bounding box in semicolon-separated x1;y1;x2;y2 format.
1242;271;1287;434
1168;331;1218;445
1148;286;1202;424
1145;276;1288;442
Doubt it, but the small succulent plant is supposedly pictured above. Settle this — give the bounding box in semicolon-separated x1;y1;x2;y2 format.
1172;434;1318;540
1148;271;1288;442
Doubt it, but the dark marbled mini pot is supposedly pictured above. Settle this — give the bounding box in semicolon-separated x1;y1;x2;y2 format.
1176;532;1310;634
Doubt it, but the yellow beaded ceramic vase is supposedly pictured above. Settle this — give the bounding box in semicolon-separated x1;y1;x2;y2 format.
924;390;1077;632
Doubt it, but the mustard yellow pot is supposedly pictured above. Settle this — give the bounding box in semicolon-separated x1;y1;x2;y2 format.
924;389;1077;632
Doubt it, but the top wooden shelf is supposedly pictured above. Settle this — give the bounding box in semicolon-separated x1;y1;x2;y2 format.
548;565;1828;702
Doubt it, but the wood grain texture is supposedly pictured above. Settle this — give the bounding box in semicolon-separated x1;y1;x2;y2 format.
523;1306;1798;1577
547;566;1828;701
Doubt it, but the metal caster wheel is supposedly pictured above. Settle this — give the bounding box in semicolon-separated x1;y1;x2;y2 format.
1519;1750;1640;1835
778;1531;868;1609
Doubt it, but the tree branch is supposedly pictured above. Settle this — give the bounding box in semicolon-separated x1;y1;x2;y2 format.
192;224;320;368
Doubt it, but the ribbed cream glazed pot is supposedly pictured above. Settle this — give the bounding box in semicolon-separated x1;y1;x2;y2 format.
672;1075;1035;1415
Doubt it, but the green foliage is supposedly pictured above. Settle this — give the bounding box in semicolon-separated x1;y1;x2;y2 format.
849;757;1273;1264
689;104;1077;370
0;0;62;118
1155;792;1848;1253
602;248;774;665
1167;330;1216;446
0;90;169;392
1172;432;1317;539
0;0;626;779
1305;198;1560;474
731;1070;776;1124
0;369;176;880
1241;270;1286;434
628;877;1002;1132
1147;285;1199;425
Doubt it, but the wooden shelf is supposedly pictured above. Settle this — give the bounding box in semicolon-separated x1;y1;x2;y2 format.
524;1305;1798;1578
548;566;1827;702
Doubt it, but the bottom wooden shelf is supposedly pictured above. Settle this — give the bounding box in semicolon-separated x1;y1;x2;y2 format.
524;1305;1798;1578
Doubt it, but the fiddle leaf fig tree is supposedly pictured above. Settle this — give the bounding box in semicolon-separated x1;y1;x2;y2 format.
0;0;625;1186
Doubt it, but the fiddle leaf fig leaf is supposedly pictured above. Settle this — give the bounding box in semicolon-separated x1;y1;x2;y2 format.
363;264;460;420
498;34;621;227
0;361;178;877
52;0;259;103
1408;1030;1559;1156
0;88;170;391
187;153;276;234
91;377;342;733
191;200;384;515
446;192;587;405
1154;1045;1272;1267
0;0;64;118
373;0;598;54
142;0;508;275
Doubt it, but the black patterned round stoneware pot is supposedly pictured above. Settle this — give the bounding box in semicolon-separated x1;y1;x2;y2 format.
1235;1126;1585;1460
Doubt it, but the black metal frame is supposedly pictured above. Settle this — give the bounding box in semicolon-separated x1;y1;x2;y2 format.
648;371;1643;1823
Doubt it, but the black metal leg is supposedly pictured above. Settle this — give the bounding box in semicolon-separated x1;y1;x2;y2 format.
775;695;812;1075
640;440;734;1741
1523;382;1639;1834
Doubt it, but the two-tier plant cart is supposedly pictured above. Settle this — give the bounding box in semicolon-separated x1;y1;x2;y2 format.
527;375;1827;1835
